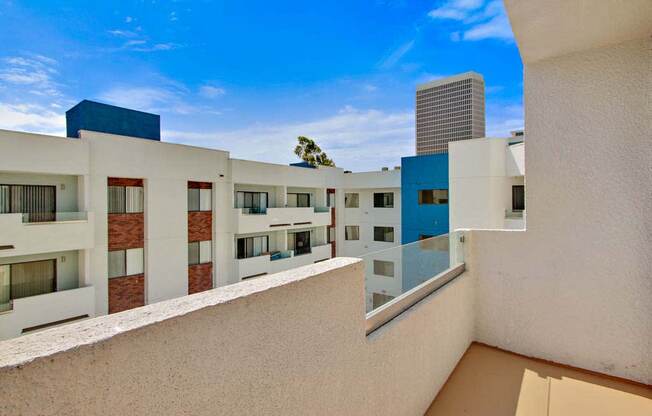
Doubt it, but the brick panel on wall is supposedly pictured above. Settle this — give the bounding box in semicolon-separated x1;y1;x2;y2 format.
108;274;144;314
108;213;144;250
188;181;212;189
188;212;212;242
107;178;143;187
188;263;213;294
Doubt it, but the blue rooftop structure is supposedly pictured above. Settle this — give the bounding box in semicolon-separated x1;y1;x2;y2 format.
400;154;449;244
66;100;160;141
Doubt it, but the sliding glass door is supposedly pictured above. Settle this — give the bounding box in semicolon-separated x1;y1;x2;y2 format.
235;191;268;214
289;231;311;256
0;184;56;222
236;235;269;259
0;259;56;311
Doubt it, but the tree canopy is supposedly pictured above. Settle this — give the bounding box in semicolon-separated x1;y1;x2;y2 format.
294;136;335;167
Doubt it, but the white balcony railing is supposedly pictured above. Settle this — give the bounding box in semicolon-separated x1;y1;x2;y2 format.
0;212;94;257
0;285;94;340
233;207;330;233
236;243;332;279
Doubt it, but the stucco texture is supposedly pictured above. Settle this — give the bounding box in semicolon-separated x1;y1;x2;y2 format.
0;258;475;415
469;38;652;384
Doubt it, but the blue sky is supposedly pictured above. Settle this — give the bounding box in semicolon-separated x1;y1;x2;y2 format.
0;0;523;171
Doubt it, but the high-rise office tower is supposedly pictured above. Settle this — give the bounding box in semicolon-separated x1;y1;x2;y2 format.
415;71;485;155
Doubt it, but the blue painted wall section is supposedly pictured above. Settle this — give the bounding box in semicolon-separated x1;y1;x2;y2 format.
66;100;161;141
400;154;449;244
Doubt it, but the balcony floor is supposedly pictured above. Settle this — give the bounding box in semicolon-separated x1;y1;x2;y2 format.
425;343;652;416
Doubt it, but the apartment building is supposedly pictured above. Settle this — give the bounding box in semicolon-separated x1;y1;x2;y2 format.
400;154;450;243
415;71;485;155
0;103;400;339
449;137;525;230
339;169;402;311
2;1;650;414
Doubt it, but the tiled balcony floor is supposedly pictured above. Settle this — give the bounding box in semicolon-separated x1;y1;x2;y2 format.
425;343;652;416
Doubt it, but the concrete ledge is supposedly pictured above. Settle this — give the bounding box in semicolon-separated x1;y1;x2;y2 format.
0;257;361;370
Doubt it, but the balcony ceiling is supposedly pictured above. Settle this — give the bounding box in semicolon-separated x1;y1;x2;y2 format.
505;0;652;63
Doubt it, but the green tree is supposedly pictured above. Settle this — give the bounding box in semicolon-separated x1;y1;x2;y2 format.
294;136;335;167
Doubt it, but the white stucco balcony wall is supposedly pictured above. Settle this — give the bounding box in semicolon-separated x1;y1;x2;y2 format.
0;285;94;340
235;243;332;279
233;207;331;234
0;213;95;258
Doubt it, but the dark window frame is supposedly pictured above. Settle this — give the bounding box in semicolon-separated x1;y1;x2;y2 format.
236;191;269;214
418;189;449;205
287;192;311;208
0;184;57;222
512;185;525;211
373;192;394;208
236;235;270;259
108;185;144;214
1;258;57;301
373;226;395;243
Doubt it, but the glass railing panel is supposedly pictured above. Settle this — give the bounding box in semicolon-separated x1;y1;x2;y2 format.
313;206;330;213
22;212;88;223
270;250;292;261
360;232;465;314
0;301;11;313
238;207;268;215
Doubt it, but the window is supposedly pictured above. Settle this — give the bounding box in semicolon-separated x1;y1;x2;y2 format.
328;226;336;243
108;248;143;278
237;236;269;259
374;226;394;243
345;225;360;241
288;231;311;256
188;188;212;212
374;192;394;208
373;260;394;277
512;185;525;211
418;189;448;205
345;193;359;208
0;184;56;222
287;193;310;208
189;241;212;265
327;192;336;207
108;250;125;278
235;191;268;214
372;293;395;309
108;185;143;214
0;260;56;306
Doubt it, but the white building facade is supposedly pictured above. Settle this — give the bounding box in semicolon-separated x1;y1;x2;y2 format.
0;127;400;340
449;137;525;231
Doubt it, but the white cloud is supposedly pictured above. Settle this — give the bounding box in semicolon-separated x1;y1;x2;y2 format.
199;85;226;98
98;79;220;115
0;55;62;97
362;84;378;92
430;0;513;42
428;0;483;20
486;104;523;137
0;103;65;135
108;29;137;38
164;106;415;171
125;16;134;23
378;40;415;69
462;13;513;41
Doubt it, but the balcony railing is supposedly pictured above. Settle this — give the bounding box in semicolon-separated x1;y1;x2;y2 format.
270;250;292;261
236;206;330;215
505;209;524;219
21;211;88;223
361;232;465;334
